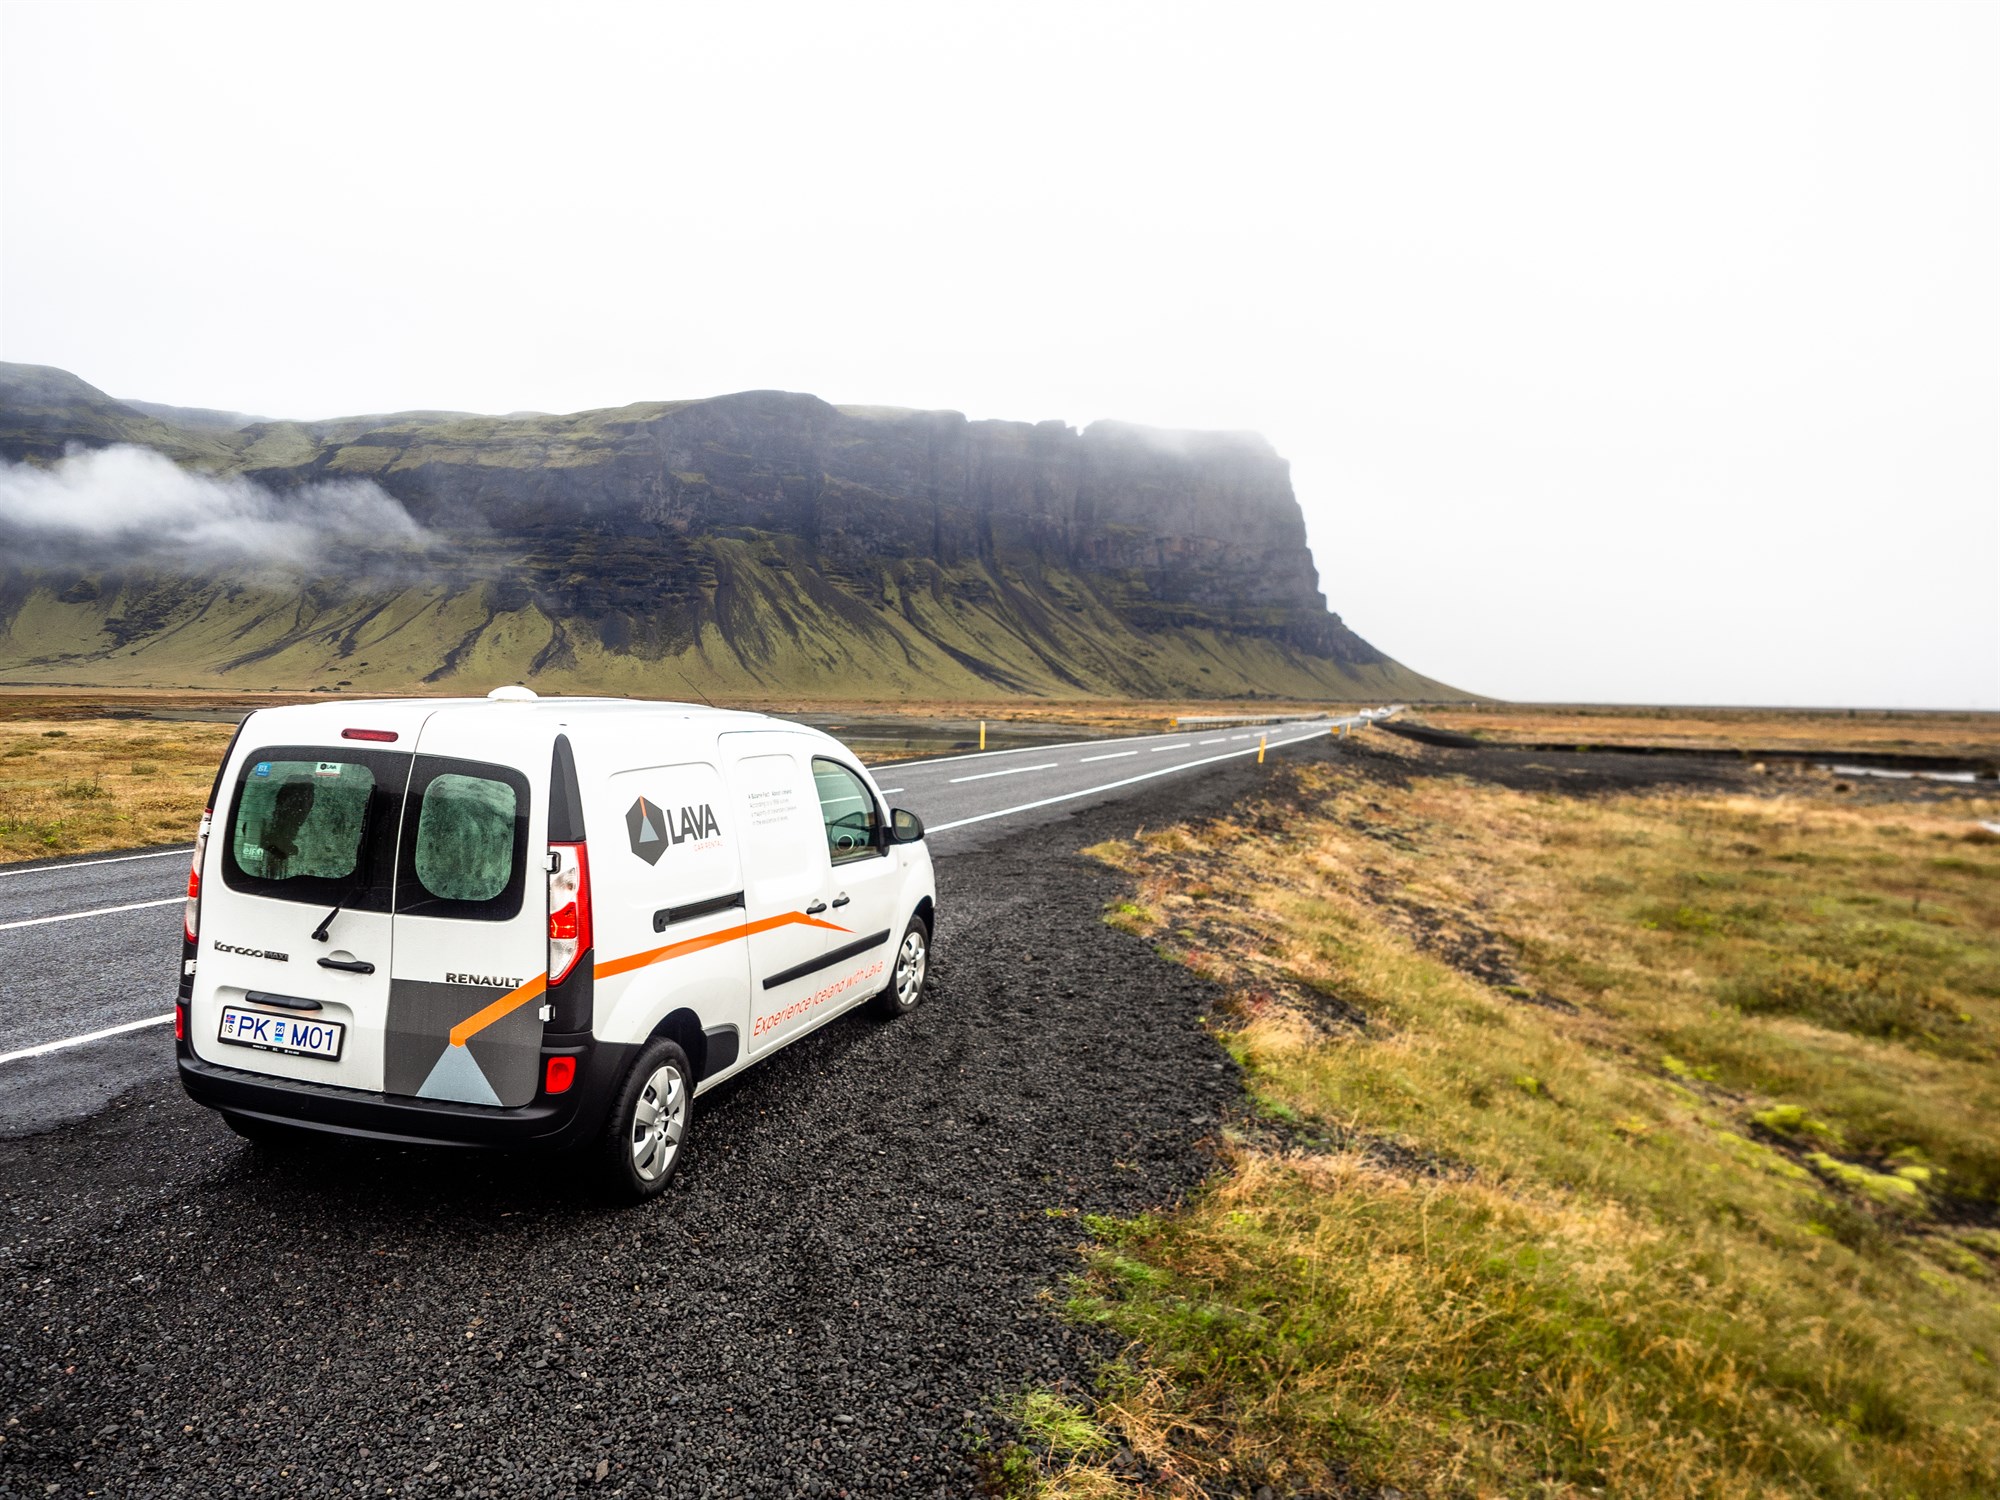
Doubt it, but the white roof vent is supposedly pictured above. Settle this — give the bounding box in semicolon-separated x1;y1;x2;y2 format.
486;685;538;702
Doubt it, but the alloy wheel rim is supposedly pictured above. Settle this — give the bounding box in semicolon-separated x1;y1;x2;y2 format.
631;1064;687;1182
896;931;926;1006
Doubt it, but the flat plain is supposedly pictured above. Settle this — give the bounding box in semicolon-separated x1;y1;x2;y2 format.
1006;731;2000;1498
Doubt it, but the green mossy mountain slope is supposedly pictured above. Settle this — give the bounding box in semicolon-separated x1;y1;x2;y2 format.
0;364;1457;700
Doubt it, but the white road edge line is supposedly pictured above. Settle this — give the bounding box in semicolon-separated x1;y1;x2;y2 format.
947;762;1058;784
928;731;1326;835
0;846;192;879
0;897;183;932
871;720;1335;773
1079;750;1140;763
0;1013;171;1065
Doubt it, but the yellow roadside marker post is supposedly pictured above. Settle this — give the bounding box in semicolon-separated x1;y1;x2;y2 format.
1258;733;1267;764
979;720;986;750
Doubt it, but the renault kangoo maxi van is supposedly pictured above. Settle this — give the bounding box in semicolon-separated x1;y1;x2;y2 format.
176;691;936;1200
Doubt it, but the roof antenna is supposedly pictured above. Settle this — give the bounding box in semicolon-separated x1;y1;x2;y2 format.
674;667;715;709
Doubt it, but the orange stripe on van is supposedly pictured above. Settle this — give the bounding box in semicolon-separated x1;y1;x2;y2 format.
445;910;846;1047
593;910;849;983
449;973;548;1048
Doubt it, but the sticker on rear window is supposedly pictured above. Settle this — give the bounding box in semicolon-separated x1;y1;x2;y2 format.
314;762;343;777
254;762;271;777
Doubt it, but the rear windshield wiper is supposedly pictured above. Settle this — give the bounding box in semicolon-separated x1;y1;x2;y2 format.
310;874;372;943
310;899;346;943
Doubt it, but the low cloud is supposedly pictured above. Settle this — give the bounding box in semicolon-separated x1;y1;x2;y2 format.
0;444;434;572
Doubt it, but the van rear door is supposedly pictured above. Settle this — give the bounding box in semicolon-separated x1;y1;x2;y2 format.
384;717;547;1107
189;734;415;1094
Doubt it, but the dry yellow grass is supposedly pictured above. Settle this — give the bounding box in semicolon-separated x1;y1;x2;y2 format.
1422;704;2000;761
1004;753;2000;1499
0;718;235;862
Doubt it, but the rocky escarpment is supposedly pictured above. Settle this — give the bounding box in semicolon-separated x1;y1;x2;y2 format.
0;363;1453;699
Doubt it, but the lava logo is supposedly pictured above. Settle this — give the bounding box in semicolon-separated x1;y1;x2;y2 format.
625;797;722;865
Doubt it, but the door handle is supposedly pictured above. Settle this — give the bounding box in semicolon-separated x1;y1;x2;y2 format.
830;894;851;908
317;957;375;974
804;900;828;915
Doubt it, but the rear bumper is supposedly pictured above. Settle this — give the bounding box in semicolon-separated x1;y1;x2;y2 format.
177;1032;637;1151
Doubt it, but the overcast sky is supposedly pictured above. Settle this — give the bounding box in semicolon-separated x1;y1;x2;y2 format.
2;1;1993;707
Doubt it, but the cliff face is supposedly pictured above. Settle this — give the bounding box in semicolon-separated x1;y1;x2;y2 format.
0;364;1452;700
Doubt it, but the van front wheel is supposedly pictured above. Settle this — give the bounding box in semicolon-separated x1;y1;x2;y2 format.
595;1038;694;1202
872;914;930;1019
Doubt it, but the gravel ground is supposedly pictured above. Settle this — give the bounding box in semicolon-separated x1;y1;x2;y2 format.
0;739;1324;1499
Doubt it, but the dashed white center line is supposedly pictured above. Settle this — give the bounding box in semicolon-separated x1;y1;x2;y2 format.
1079;750;1140;763
947;762;1058;784
876;787;904;795
0;1014;172;1065
0;897;183;933
0;846;192;879
1150;744;1190;752
1198;738;1226;745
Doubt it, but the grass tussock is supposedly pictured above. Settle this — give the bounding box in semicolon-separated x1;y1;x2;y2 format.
1009;760;2000;1499
0;718;234;862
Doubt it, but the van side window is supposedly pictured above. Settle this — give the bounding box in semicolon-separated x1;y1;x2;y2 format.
811;758;881;864
396;757;530;921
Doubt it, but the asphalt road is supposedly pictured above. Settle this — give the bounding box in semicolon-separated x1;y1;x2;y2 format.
0;727;1378;1500
0;713;1374;1133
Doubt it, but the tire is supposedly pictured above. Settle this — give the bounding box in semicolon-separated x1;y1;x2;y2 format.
871;913;931;1019
593;1037;694;1203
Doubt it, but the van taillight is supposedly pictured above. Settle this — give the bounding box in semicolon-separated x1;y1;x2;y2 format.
341;728;399;742
183;810;211;943
548;841;592;986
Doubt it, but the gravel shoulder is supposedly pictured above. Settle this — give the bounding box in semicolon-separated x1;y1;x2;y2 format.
0;738;1325;1498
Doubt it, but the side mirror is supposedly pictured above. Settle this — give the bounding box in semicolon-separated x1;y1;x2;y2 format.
889;807;925;844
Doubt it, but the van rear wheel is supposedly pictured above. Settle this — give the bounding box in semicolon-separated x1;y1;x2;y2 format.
872;913;930;1018
595;1038;694;1202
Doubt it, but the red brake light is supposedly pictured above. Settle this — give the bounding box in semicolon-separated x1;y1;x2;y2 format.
544;1055;577;1094
341;728;399;742
547;841;592;986
174;1004;186;1042
184;810;210;943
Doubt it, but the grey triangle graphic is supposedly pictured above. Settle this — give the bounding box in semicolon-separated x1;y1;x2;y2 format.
416;1043;502;1106
640;812;662;842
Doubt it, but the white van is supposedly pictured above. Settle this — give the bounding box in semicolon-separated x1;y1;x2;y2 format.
175;691;936;1200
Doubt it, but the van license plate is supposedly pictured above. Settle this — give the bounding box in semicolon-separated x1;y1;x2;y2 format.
217;1006;344;1061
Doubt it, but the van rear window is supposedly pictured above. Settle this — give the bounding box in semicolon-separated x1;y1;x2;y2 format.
413;772;518;905
395;758;530;921
231;760;374;881
221;748;408;910
219;746;526;919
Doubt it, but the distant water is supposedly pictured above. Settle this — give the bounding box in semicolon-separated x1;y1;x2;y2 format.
1820;762;1983;784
